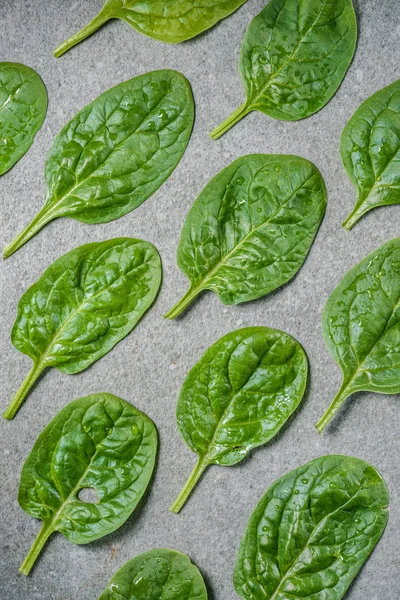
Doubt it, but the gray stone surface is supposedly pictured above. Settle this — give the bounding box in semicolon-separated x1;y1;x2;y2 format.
0;0;399;598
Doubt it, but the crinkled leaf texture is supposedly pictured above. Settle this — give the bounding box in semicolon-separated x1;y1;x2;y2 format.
0;62;47;175
234;455;389;600
317;238;400;431
3;70;194;258
54;0;248;57
18;393;157;575
4;238;161;420
210;0;357;139
165;154;326;319
99;549;208;600
170;327;308;512
341;79;400;229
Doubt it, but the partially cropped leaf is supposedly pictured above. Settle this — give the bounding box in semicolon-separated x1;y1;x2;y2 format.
3;70;193;258
18;393;157;576
341;80;400;229
54;0;248;57
210;0;357;139
170;327;308;512
0;62;47;175
234;455;389;600
165;154;326;319
317;238;400;432
3;238;161;420
99;549;208;600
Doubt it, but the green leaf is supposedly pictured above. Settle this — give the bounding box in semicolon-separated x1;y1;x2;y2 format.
234;455;389;600
210;0;357;140
54;0;248;57
170;327;308;513
99;549;208;599
3;238;161;420
0;62;47;175
18;393;157;576
3;70;193;258
316;237;400;432
165;154;326;319
341;80;400;229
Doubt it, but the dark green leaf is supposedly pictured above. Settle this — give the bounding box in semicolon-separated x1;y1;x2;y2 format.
99;549;208;599
234;455;388;600
54;0;248;57
165;154;326;319
18;393;157;576
0;62;47;175
341;80;400;229
317;238;400;432
3;70;193;258
210;0;357;139
170;327;308;512
3;238;161;420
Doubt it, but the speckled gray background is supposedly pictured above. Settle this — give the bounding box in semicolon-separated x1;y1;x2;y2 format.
0;1;399;598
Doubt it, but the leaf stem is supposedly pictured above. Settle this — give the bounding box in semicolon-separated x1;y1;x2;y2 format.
3;205;56;259
342;204;367;230
53;9;111;58
315;381;350;433
163;286;201;320
3;362;44;420
19;520;54;576
170;457;209;513
210;103;250;140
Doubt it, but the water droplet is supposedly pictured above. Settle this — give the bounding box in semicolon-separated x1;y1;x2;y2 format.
301;478;308;484
294;489;300;495
132;424;139;436
236;176;245;185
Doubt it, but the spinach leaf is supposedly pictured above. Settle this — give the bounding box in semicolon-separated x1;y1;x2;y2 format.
0;62;47;175
165;154;326;319
54;0;248;57
99;549;208;599
234;455;388;600
3;238;161;420
210;0;357;140
170;327;308;513
317;238;400;432
341;80;400;229
3;70;193;258
18;393;157;576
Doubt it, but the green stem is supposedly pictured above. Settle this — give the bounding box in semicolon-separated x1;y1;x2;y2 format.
315;381;351;433
3;362;44;420
19;520;54;576
53;9;110;58
342;204;367;230
170;457;209;513
3;204;56;259
164;286;201;320
210;103;250;140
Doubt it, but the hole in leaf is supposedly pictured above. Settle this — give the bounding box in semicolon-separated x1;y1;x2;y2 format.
78;487;100;504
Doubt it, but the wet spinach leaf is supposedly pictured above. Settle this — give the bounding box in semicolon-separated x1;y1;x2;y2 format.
317;238;400;432
3;70;193;258
210;0;357;140
234;455;388;600
0;62;47;175
54;0;248;57
342;80;400;229
18;393;157;576
3;238;161;420
170;327;308;513
99;549;208;599
165;154;326;319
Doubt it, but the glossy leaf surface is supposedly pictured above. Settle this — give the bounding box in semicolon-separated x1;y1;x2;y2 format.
165;154;326;319
210;0;357;139
170;327;308;512
54;0;248;57
18;393;157;575
317;238;400;431
0;62;47;175
3;238;161;420
342;80;400;229
99;549;208;599
3;70;193;258
234;455;388;600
